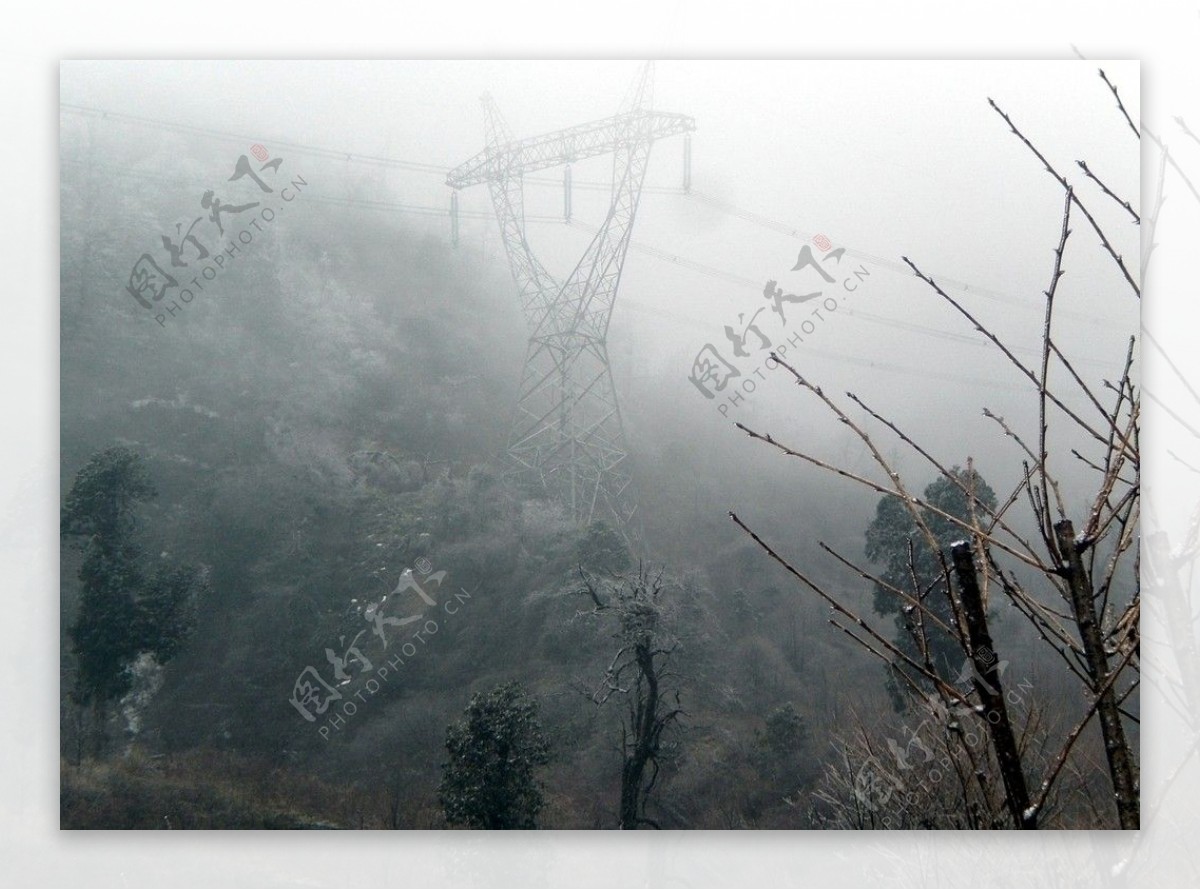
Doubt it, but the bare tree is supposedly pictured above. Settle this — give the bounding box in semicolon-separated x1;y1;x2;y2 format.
731;70;1140;829
810;697;1098;829
577;566;685;829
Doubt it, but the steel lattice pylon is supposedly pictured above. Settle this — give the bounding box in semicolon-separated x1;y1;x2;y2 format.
447;64;694;537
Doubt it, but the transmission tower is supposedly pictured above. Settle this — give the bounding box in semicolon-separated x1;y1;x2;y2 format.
447;63;694;538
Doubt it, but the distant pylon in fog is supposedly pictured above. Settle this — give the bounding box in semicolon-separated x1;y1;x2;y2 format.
446;63;695;538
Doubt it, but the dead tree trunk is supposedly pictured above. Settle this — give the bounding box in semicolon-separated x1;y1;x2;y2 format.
579;567;683;830
619;645;660;829
1054;520;1140;829
951;541;1035;829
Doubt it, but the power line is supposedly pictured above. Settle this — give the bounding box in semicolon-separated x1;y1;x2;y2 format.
61;102;448;175
60;166;1089;396
63;103;1132;340
567;219;1120;372
526;173;686;194
61;101;688;194
687;190;1125;330
613;299;1029;394
61;156;563;223
306;193;562;223
65;150;1120;373
567;219;758;288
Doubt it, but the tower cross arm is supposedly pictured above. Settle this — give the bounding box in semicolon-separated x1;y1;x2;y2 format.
446;110;695;188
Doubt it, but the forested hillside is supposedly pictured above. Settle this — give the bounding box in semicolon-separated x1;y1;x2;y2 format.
59;62;1139;829
59;132;880;829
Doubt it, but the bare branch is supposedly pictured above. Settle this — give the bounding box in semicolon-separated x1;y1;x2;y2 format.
904;256;1126;452
988;98;1140;297
1077;159;1139;223
1099;68;1140;139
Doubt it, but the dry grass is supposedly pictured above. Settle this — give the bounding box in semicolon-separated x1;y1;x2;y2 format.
60;749;381;829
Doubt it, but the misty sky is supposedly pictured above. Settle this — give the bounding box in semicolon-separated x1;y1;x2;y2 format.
61;59;1140;523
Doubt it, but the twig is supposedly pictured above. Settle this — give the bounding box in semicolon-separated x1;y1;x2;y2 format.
1077;160;1139;224
904;256;1123;453
988;98;1140;298
1100;68;1140;140
1037;189;1073;557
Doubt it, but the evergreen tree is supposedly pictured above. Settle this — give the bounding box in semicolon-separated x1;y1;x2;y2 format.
438;682;551;829
62;447;201;751
864;466;997;689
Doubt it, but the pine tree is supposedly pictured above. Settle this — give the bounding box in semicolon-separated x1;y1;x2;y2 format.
438;682;551;829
